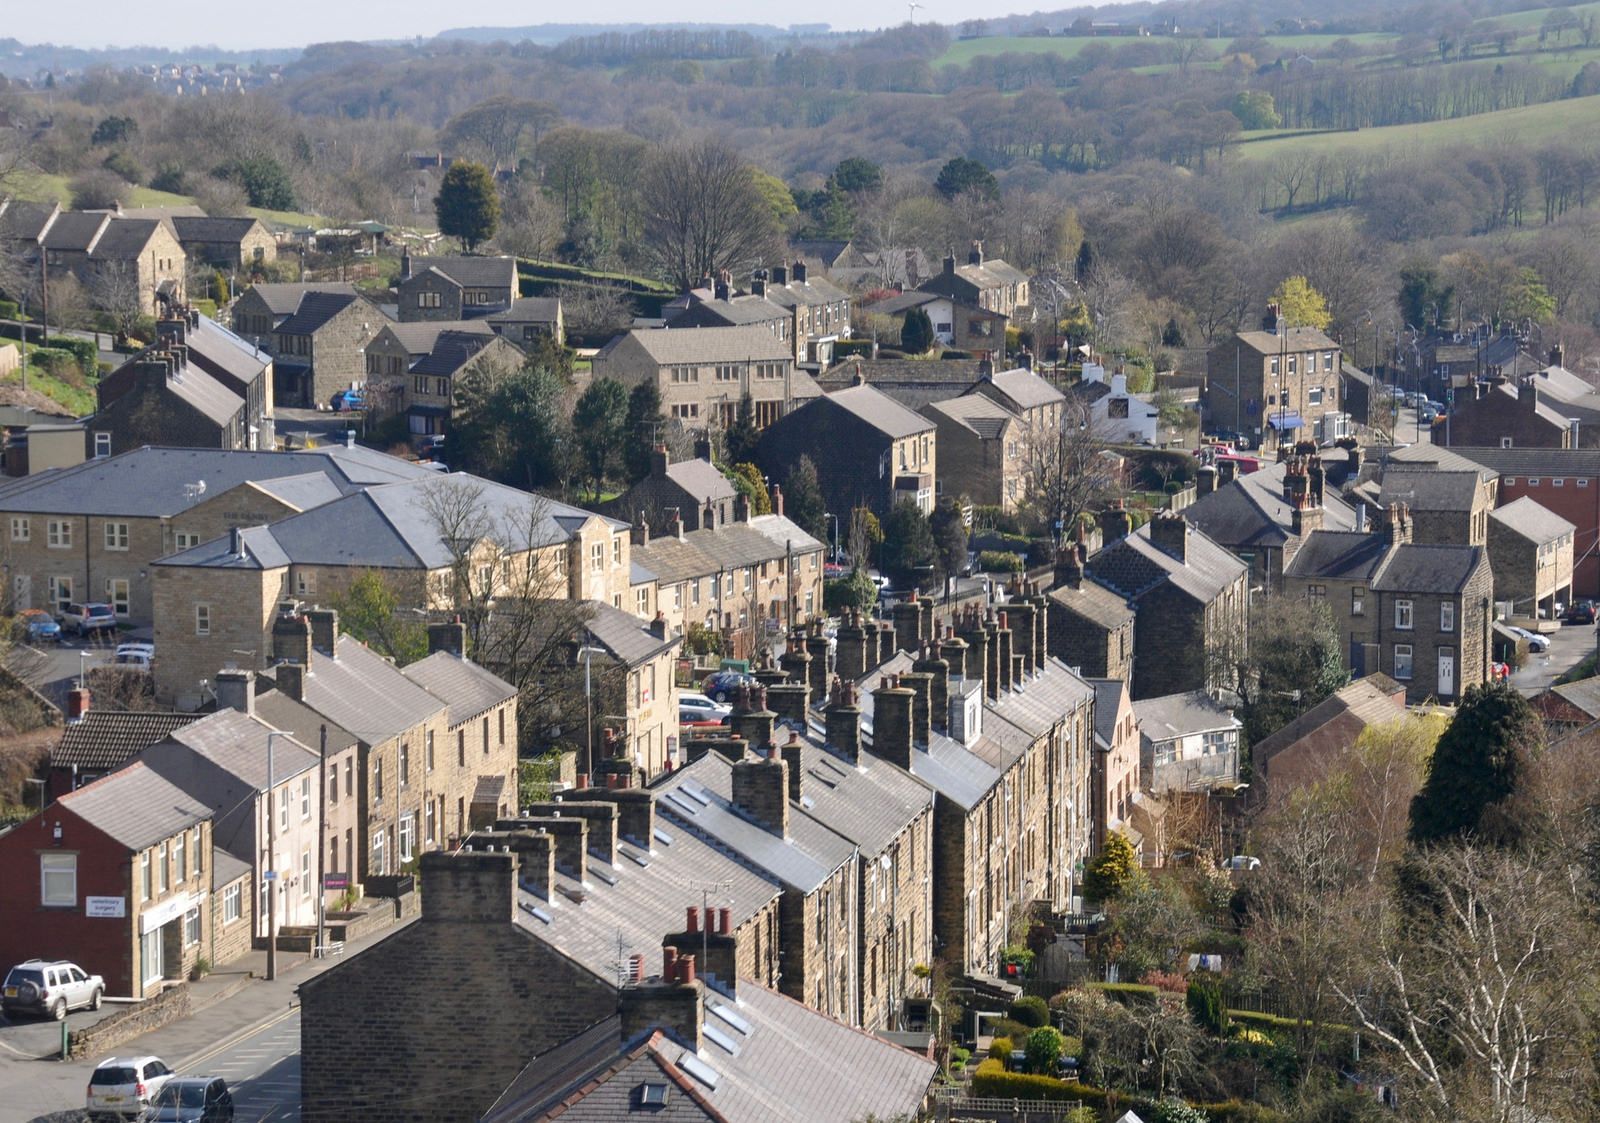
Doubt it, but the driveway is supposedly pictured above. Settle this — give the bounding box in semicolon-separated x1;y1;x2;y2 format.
1509;621;1596;696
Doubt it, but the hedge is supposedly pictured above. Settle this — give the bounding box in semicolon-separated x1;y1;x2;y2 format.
0;299;18;320
978;550;1024;573
1227;1010;1355;1053
1195;1101;1289;1123
48;336;98;372
1086;981;1160;1005
834;339;873;358
970;1060;1105;1107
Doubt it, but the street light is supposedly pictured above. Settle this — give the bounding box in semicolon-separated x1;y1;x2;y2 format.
577;642;607;780
264;730;289;981
824;512;841;564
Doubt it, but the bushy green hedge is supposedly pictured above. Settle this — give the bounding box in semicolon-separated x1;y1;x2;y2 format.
23;347;83;377
834;339;873;359
1227;1010;1356;1054
970;1060;1107;1106
1009;995;1050;1028
48;336;98;372
1086;981;1161;1005
978;550;1025;573
0;299;18;320
1195;1101;1289;1123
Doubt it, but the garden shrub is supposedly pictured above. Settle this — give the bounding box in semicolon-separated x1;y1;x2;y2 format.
978;550;1024;573
834;339;873;358
1086;981;1160;1006
1186;973;1228;1036
1024;1026;1064;1074
988;1036;1014;1061
1008;995;1049;1028
969;1060;1110;1107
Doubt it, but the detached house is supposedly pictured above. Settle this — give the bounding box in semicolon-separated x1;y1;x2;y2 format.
1486;496;1575;620
592;326;799;430
272;291;385;409
919;242;1030;321
608;443;737;532
169;216;276;270
396;252;518;322
10;209;188;317
755;382;938;517
921;395;1026;510
486;297;564;348
1204;312;1342;449
231;282;357;347
397;330;524;438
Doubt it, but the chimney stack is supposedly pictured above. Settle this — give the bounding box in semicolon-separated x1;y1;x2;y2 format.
1098;501;1132;544
730;749;789;836
306;607;340;656
1196;464;1217;497
1148;512;1188;563
869;676;915;770
780;730;804;803
275;662;306;702
912;642;951;733
621;954;703;1053
271;603;312;667
428;618;467;658
825;678;863;764
215;668;255;717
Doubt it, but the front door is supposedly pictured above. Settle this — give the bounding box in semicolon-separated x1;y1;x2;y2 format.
1438;648;1455;697
10;574;28;612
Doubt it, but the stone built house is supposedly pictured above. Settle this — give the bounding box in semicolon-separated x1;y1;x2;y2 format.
1445;378;1576;450
298;847;933;1123
1132;691;1244;793
231;282;357;351
1082;511;1250;701
396;252;518;323
1252;674;1408;798
396;330;524;438
169;216;277;270
0;763;239;1000
48;711;204;799
921;394;1027;510
1285;507;1493;702
1376;463;1497;547
591;326;800;430
1451;446;1600;599
1089;677;1142;854
486;296;564;348
0;204;187;317
607;443;738;533
864;289;1009;356
1047;543;1135;682
1486;497;1575;620
1204;314;1342;450
149;470;631;707
755;382;938;518
666;265;851;367
361;319;494;417
0;443;434;624
918;243;1030;322
272;290;385;409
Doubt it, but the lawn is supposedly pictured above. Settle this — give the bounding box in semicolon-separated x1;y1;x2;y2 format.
1234;92;1600;160
1;342;96;415
9;170;330;230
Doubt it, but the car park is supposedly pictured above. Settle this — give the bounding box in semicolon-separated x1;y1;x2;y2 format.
700;670;755;704
114;643;156;671
87;1056;174;1120
15;608;61;643
1565;601;1596;625
61;602;118;637
138;1076;234;1122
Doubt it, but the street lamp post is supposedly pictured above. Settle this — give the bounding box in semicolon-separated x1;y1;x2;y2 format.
824;512;841;564
577;642;607;779
264;731;289;981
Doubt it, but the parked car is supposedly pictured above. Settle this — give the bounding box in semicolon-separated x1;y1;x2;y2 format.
330;388;365;412
139;1076;234;1122
87;1056;174;1120
700;670;755;704
3;959;103;1020
15;608;61;643
61;602;117;637
114;643;156;671
1565;601;1596;625
679;691;732;722
1507;625;1550;653
1224;855;1262;871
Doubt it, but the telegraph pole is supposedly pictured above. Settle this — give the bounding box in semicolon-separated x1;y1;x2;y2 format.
266;732;282;981
316;724;328;958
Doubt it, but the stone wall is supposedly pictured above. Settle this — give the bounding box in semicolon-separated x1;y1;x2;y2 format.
68;984;191;1059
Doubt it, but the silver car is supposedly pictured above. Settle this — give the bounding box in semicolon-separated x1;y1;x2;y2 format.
2;959;103;1020
87;1055;174;1120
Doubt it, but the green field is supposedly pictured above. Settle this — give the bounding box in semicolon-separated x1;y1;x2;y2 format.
10;170;331;231
935;35;1098;67
1495;0;1600;30
1236;92;1600;160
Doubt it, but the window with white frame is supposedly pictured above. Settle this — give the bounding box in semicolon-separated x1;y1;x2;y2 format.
399;815;416;864
184;907;201;946
1440;602;1455;632
1394;599;1414;630
295;570;315;596
195;604;211;636
174;831;186;882
301;850;312;897
104;521;129;551
590;542;603;572
1394;644;1414;680
93;432;111;458
106;578;129;616
223;882;241;924
47;520;71;549
636;587;649;615
40;853;76;907
301;776;311;819
9;517;27;542
175;532;201;550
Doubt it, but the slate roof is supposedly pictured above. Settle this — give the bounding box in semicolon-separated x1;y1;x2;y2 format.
763;273;850;309
372;320;493;357
158;709;321;788
1232;325;1339;355
984;659;1094;742
488;297;561;324
1089;678;1127;749
40;211;109;251
782;734;932;858
633;519;822;588
1283;530;1391;583
276;292;369;336
1085;522;1247;604
1133;691;1241;743
1372;543;1485;595
1379;468;1484;513
1450;446;1600;478
178;315;271;389
1251;674;1407;775
1185;462;1358;549
1490;496;1576;544
409;255;517;290
252;692;359;758
58;761;210;851
1382;442;1499;478
212;848;251;892
822;383;935;438
51;711;204;772
669;296;788;327
922;395;1017;440
164;364;245;426
89;218;168;261
265;636;445;746
402;651;517;728
973;368;1065;410
663;458;736;504
577;600;680;667
655;753;856;894
0;199;59;242
240;282;357;317
922;255;1030;295
248;471;345;511
600;327;792;366
1047;580;1135;631
170;216;264;243
410;330;507;377
1548;677;1600;720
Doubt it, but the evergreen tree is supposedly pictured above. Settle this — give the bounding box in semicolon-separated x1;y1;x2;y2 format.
622;381;664;482
1185;973;1228;1036
879;500;936;588
1083;831;1141;904
572;377;628;500
434;161;501;252
933;156;998;201
722;395;760;463
1409;680;1541;846
727;462;773;516
900;307;935;354
1075;239;1095;280
929;497;969;581
784;456;827;541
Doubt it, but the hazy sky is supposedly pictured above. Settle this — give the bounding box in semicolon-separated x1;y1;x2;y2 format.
12;1;991;50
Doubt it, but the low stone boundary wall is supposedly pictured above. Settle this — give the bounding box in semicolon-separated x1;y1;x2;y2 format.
68;984;190;1059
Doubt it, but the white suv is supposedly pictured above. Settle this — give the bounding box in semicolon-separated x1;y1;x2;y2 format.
87;1055;174;1120
2;959;103;1020
61;602;118;637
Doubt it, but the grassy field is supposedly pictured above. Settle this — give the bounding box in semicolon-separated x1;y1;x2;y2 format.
1496;0;1600;30
2;342;96;415
10;170;330;230
935;35;1098;67
1235;92;1600;160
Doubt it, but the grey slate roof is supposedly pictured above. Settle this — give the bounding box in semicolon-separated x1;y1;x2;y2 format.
664;458;736;504
402;651;517;728
983;659;1094;740
248;472;345;511
784;734;932;858
1232;325;1339;355
1549;676;1600;720
1090;678;1127;749
1184;463;1358;549
212;848;251;891
633;519;822;589
410;255;517;290
58;761;210;851
1490;496;1576;544
1383;443;1498;477
276;291;368;336
655;753;856;894
241;282;357;317
265;636;445;746
1380;468;1483;512
252;692;360;759
40;211;108;251
164;364;245;426
1133;691;1241;744
52;711;204;772
410;330;506;377
922;395;1017;440
1449;446;1600;478
1372;544;1485;595
601;326;792;366
1283;530;1391;582
669;296;788;327
822;383;935;438
973;367;1065;410
170;216;264;243
488;297;561;324
372;320;493;357
763;273;850;308
157;709;321;789
1048;580;1135;630
1086;522;1247;604
89;218;167;261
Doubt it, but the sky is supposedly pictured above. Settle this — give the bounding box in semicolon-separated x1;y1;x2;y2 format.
10;0;1008;51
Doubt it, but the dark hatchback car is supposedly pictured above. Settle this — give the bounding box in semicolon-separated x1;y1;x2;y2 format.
140;1077;233;1122
1565;600;1596;625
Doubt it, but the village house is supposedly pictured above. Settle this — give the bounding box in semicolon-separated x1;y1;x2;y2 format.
1445;378;1576;449
396;252;518;322
608;442;737;533
1204;312;1342;450
1047;543;1136;682
47;711;204;799
361;319;495;414
1373;461;1497;546
3;207;187;317
918;242;1030;322
395;330;524;438
864;289;1008;356
169;216;277;270
271;290;386;409
1083;510;1250;700
1486;496;1575;620
755;382;938;518
592;326;800;431
1088;677;1143;855
1131;691;1243;793
486;296;564;348
230;282;358;349
921;394;1026;510
0;763;246;1000
759;261;852;367
1252;674;1408;798
1449;446;1600;599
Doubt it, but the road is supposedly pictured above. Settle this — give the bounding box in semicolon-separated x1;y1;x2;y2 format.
1509;620;1596;695
12;1008;301;1123
5;635;118;709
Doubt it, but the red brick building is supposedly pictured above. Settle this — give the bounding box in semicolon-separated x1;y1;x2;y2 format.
1452;447;1600;599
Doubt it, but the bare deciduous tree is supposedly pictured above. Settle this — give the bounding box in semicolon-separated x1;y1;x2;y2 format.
1025;396;1116;542
640;139;781;290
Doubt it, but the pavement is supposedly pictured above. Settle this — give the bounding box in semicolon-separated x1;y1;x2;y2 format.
4;916;413;1122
